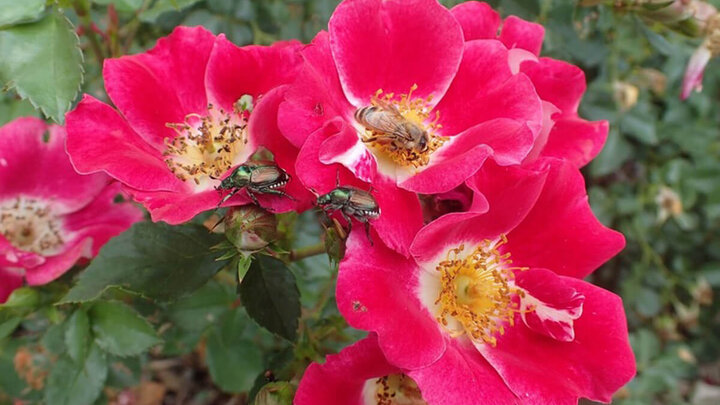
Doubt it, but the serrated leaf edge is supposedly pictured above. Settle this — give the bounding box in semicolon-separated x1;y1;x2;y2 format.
1;9;85;123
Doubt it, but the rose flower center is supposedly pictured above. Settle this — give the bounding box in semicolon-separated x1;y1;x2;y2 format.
163;99;251;187
434;235;524;346
355;84;446;168
1;198;64;255
364;374;426;405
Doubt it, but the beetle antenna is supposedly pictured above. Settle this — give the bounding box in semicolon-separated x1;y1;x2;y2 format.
308;187;320;198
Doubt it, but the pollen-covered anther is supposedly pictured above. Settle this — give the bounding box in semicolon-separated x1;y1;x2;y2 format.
372;374;426;405
358;84;447;168
434;235;526;346
0;198;65;255
163;102;250;185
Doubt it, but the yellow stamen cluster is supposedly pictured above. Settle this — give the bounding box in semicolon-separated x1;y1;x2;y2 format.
374;374;426;405
434;235;525;346
164;102;249;185
360;84;447;168
0;198;64;255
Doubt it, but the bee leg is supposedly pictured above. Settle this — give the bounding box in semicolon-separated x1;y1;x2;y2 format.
217;189;240;208
246;188;261;206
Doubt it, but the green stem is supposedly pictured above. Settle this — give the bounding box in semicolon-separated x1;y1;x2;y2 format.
311;267;338;317
73;0;106;66
289;242;326;262
121;0;152;55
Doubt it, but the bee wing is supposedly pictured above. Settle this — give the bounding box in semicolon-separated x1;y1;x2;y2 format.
364;112;413;141
373;99;403;117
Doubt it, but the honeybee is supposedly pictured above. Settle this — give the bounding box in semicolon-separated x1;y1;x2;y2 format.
355;100;429;156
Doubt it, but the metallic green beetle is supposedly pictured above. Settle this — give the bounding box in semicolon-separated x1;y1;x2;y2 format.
215;161;295;207
316;185;380;242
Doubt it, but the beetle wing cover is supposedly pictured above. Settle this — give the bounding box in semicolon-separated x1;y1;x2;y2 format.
348;190;377;208
250;165;283;185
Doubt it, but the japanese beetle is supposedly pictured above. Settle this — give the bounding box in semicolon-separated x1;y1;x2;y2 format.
216;161;295;207
316;182;380;243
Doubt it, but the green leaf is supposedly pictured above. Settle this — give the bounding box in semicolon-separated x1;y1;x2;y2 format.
0;316;21;340
205;309;263;393
45;344;108;405
590;129;633;177
61;222;227;303
41;321;67;355
140;0;203;22
167;281;235;333
631;329;661;368
89;301;161;357
0;93;38;125
237;255;252;281
0;0;45;27
636;288;662;317
0;11;83;122
621;113;658;145
0;339;29;398
65;310;91;363
92;0;144;13
638;21;675;56
0;287;40;309
106;356;141;389
239;255;300;341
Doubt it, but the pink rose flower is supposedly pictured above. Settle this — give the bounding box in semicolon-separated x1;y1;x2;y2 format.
0;117;142;302
296;333;519;404
451;1;610;167
280;0;548;255
66;26;312;225
334;158;635;404
297;334;431;404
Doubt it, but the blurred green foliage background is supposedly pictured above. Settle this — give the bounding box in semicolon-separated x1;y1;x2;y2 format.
1;0;719;404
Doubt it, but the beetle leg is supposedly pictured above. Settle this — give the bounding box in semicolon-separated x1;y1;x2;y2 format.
217;189;240;208
260;188;297;201
359;217;373;246
246;188;260;206
340;209;352;233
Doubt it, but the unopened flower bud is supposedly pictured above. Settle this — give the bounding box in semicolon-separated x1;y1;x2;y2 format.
613;81;639;111
675;302;700;329
224;206;278;253
681;10;720;99
254;382;295;405
681;42;713;99
635;68;667;95
692;277;713;306
656;186;683;223
677;346;697;364
654;315;681;341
